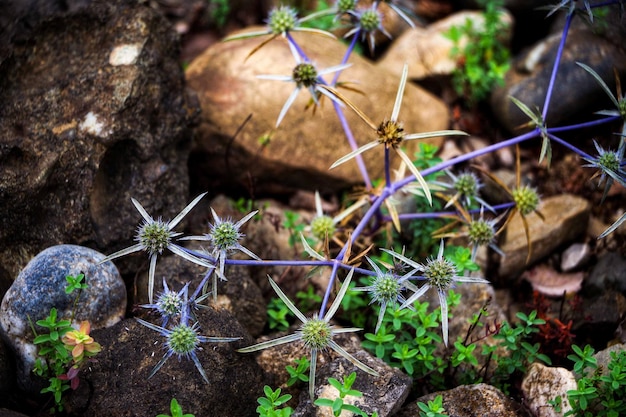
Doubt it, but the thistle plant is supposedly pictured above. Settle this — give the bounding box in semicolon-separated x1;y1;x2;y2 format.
438;169;494;211
237;270;378;399
257;41;351;127
344;4;389;53
99;193;210;303
136;311;241;384
388;240;490;346
351;256;419;334
141;278;190;327
222;5;336;58
331;63;467;208
182;207;260;302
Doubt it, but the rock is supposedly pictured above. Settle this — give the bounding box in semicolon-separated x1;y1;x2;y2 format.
522;265;584;297
491;28;626;133
0;0;198;282
0;338;12;397
560;243;591;272
498;194;591;278
593;343;626;375
397;383;525;417
521;362;577;417
583;252;626;296
0;244;125;392
185;28;449;195
292;348;412;417
66;307;264;416
574;291;626;350
378;10;513;79
249;330;411;417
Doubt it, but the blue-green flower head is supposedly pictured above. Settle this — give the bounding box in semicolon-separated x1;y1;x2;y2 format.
512;185;540;216
310;215;336;240
210;218;244;253
468;218;496;247
424;256;457;292
168;323;201;358
454;172;480;200
359;8;381;33
293;62;318;89
337;0;357;14
371;272;402;305
268;6;299;34
299;315;332;350
137;218;172;256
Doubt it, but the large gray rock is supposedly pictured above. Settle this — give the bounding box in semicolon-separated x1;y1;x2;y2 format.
0;244;126;392
491;27;626;133
185;28;450;195
0;0;198;282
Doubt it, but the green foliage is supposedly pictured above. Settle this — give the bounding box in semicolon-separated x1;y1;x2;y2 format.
417;395;448;417
564;347;626;416
444;246;480;274
283;210;307;250
286;356;310;386
445;0;510;105
257;386;293;417
267;297;294;331
314;372;376;417
65;273;87;294
299;0;335;31
295;285;323;313
32;308;74;412
156;398;195;417
487;311;552;392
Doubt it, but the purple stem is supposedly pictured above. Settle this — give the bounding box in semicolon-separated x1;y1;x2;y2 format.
541;12;573;121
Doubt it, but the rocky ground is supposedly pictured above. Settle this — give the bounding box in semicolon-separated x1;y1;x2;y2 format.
0;0;625;416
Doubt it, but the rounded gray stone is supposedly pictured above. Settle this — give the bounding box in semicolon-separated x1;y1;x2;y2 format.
0;244;126;392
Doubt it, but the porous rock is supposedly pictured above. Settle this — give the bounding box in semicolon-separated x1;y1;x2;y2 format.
397;383;525;417
521;362;577;417
293;350;412;417
0;244;125;392
185;28;450;195
66;307;264;417
0;0;198;282
498;194;590;278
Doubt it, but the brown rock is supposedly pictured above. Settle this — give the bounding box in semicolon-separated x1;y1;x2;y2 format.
185;28;449;195
398;383;526;417
498;194;591;278
378;10;513;79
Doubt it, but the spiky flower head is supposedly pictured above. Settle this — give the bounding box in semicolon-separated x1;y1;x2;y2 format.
377;120;404;148
512;185;540;216
337;0;357;14
359;8;381;33
137;219;172;256
268;6;298;34
292;63;318;88
310;215;336;240
210;218;243;253
454;172;480;200
167;323;201;357
596;148;620;173
468;218;496;247
423;256;457;292
299;316;332;350
371;272;402;305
